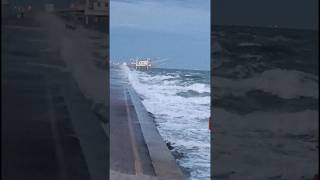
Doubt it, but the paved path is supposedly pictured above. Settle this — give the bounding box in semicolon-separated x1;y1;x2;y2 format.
1;13;107;180
110;68;157;179
110;67;185;180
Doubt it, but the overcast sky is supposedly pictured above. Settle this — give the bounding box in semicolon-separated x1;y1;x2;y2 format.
110;0;210;70
213;0;319;30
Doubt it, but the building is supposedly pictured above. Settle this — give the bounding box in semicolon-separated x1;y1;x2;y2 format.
84;0;108;30
1;0;9;18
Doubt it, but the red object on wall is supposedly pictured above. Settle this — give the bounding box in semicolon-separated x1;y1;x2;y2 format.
209;117;212;130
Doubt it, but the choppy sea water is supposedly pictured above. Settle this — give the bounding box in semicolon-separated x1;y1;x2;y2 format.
212;26;318;179
120;65;210;180
213;26;318;123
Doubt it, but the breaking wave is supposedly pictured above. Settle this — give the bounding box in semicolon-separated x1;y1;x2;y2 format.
121;65;210;180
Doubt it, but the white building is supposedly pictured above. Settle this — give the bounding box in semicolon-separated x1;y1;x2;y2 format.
134;58;152;70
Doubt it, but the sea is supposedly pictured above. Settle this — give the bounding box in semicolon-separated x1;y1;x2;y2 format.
213;25;318;123
212;26;318;179
120;65;211;180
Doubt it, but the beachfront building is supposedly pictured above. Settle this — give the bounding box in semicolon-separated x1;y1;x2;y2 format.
1;0;9;18
84;0;108;30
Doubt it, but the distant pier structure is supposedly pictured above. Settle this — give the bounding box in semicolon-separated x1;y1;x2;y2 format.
129;58;152;70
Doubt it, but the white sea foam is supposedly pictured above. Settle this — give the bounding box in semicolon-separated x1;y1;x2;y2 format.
268;35;294;42
121;65;210;180
239;54;264;60
213;108;318;179
238;42;262;47
214;68;319;99
214;108;318;134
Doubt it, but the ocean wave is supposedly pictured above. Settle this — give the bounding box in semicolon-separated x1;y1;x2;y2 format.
213;107;319;143
213;108;318;179
239;54;264;60
121;65;210;180
238;42;263;47
214;90;318;115
214;68;318;99
184;83;210;93
176;90;210;98
268;35;294;42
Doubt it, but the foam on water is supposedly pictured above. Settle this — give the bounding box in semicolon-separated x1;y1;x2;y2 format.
212;25;319;179
214;68;319;99
121;65;210;180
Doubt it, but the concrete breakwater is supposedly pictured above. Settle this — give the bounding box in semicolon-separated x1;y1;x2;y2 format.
127;86;185;180
110;67;185;180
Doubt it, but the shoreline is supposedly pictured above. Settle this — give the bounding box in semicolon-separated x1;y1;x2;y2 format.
110;67;185;179
121;65;211;180
130;89;190;178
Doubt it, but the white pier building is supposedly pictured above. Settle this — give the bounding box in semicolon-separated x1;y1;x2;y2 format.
129;58;152;70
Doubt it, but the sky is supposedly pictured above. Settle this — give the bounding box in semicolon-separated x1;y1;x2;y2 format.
213;0;319;30
110;0;210;71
